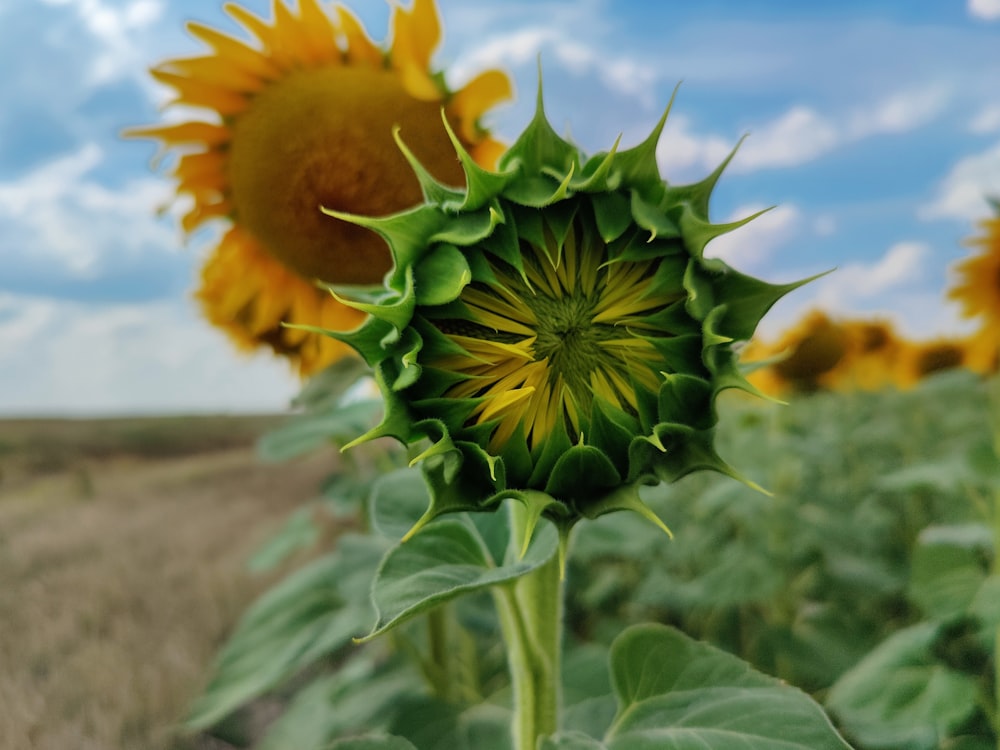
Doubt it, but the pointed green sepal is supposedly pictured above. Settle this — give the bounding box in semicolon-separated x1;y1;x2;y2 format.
392;124;465;206
611;82;678;199
682;205;773;258
437;111;516;212
664;133;747;218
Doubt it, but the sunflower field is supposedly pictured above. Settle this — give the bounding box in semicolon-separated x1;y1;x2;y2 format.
125;0;1000;748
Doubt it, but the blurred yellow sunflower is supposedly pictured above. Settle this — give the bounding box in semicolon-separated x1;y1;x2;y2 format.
128;0;512;375
837;319;906;390
895;339;969;388
948;210;1000;375
744;310;849;396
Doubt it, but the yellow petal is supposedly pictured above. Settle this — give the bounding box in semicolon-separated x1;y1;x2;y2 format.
123;121;230;147
151;69;250;115
163;55;266;92
390;0;442;101
336;5;384;66
450;69;513;142
186;20;284;80
294;0;343;66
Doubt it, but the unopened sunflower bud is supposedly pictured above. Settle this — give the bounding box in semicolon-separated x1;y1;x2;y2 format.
320;85;810;542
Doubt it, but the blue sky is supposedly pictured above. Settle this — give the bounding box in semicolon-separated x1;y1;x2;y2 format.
2;0;1000;414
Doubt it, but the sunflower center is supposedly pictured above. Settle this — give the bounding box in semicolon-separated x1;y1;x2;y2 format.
228;65;466;285
530;289;620;401
427;205;680;452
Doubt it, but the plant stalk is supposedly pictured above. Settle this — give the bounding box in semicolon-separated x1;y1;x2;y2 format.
493;503;564;750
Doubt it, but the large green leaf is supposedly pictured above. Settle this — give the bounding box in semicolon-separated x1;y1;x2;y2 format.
364;510;558;639
602;624;853;749
186;534;387;729
826;622;980;749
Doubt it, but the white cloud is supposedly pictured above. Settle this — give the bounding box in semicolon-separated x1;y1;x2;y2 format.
450;27;658;105
969;0;1000;20
0;144;176;275
731;86;947;172
921;140;1000;220
813;241;929;308
970;105;1000;133
704;204;801;269
0;293;298;415
736;106;840;171
848;86;949;137
656;114;734;177
37;0;164;85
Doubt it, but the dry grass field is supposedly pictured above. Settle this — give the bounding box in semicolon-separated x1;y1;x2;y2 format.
0;416;338;750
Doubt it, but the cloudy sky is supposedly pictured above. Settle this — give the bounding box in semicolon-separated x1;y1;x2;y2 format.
3;0;999;415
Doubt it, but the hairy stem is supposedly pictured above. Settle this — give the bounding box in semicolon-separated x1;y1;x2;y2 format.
493;503;563;750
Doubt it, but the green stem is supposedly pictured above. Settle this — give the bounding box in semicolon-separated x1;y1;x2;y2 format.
493;503;564;750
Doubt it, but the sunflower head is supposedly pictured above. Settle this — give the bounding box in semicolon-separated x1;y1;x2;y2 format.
745;311;848;395
947;201;1000;374
322;87;808;540
128;0;511;375
896;339;969;388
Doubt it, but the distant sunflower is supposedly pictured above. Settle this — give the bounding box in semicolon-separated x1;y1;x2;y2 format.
948;209;1000;375
744;311;848;396
838;319;905;391
129;0;512;374
896;339;968;388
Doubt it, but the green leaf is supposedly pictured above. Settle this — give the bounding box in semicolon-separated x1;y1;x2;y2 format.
247;506;320;572
257;400;381;461
604;624;853;749
561;643;618;741
258;655;419;750
391;698;513;750
363;511;558;639
369;467;434;540
186;534;386;730
289;356;372;411
908;524;991;621
826;623;980;749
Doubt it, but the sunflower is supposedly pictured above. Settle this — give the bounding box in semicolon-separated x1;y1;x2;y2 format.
744;311;848;396
895;339;969;388
837;318;906;391
322;90;804;536
129;0;512;374
948;210;1000;374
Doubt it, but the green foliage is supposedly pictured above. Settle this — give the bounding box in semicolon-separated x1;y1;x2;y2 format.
188;362;998;749
186;533;389;730
567;371;995;690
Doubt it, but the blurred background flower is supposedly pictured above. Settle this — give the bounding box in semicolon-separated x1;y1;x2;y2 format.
128;0;510;375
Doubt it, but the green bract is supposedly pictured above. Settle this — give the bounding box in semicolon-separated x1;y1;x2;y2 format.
318;86;807;544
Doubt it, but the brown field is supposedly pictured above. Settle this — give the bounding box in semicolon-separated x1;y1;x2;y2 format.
0;416;339;750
